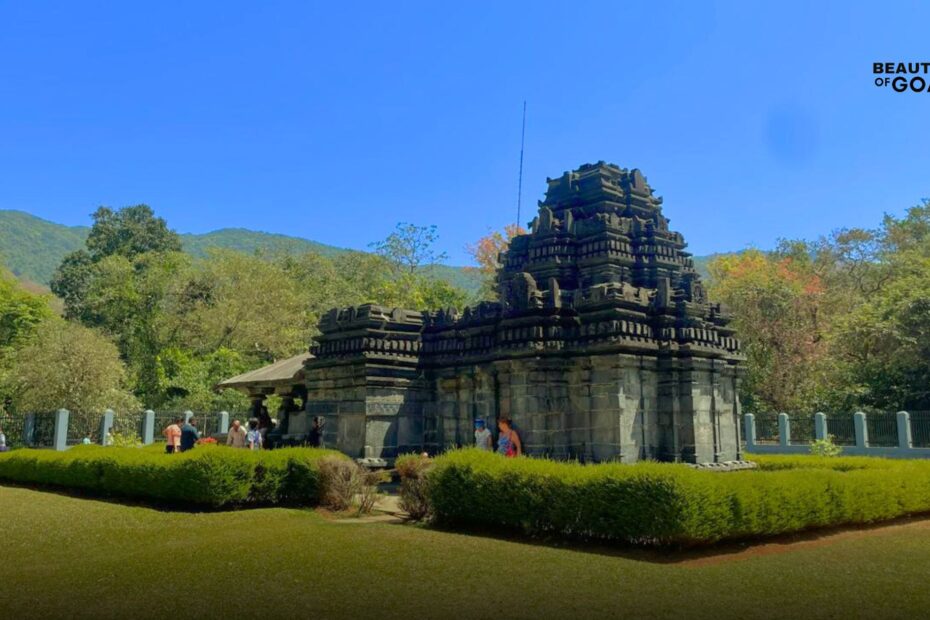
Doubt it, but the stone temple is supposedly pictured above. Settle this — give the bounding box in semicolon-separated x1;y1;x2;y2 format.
244;162;744;463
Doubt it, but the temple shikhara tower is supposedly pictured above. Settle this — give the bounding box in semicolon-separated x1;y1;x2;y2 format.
299;162;744;463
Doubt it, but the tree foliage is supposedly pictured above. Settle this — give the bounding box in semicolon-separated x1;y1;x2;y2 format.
465;224;526;300
36;211;470;412
710;199;930;413
7;319;140;417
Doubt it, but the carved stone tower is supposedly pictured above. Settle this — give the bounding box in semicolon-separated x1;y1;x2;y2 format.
304;162;744;463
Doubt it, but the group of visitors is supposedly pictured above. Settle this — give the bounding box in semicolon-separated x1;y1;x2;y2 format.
162;417;265;453
162;417;201;453
225;418;264;450
474;418;522;457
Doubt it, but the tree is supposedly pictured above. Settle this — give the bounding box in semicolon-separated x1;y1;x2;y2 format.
180;249;312;361
0;268;53;352
84;205;181;259
465;224;526;300
370;223;447;276
50;205;182;322
708;250;827;412
5;319;140;437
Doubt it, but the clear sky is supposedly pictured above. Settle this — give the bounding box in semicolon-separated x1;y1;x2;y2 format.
2;1;929;264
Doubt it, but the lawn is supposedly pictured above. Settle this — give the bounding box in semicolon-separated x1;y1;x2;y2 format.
2;485;930;619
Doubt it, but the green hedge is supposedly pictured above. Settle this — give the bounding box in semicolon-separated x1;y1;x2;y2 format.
424;449;930;545
0;445;346;508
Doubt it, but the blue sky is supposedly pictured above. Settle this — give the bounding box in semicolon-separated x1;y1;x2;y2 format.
1;1;929;264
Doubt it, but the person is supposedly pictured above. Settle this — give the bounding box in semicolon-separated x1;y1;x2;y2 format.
258;406;272;446
163;417;182;454
226;419;247;448
246;418;263;451
179;418;199;452
308;416;323;448
0;426;7;452
81;435;92;445
496;418;522;457
474;418;492;451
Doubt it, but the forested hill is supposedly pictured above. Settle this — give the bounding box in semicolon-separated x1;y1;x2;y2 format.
0;210;482;293
0;209;714;294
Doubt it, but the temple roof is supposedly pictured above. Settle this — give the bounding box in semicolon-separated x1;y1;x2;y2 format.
215;352;313;393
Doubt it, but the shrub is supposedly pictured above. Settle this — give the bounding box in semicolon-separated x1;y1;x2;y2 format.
0;445;345;508
318;457;358;511
809;435;842;457
425;449;930;545
109;431;143;448
396;453;434;521
317;457;386;515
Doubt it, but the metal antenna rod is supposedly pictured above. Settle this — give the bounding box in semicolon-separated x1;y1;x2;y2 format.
517;100;526;227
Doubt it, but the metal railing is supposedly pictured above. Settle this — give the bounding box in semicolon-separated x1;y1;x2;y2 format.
789;415;815;444
866;413;899;447
753;414;779;444
910;412;930;448
0;410;26;449
825;415;857;446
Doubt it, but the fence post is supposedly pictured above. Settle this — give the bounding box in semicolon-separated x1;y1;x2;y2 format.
897;411;912;450
743;413;756;450
778;412;790;447
814;412;827;441
217;411;229;435
142;410;155;445
99;409;114;445
854;411;868;448
23;413;36;447
183;410;194;425
53;409;69;451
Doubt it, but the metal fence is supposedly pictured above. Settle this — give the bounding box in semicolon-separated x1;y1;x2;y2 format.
112;411;146;439
31;412;57;448
866;413;899;447
912;412;930;448
789;415;815;444
66;413;101;446
826;415;857;445
0;410;27;449
754;414;779;444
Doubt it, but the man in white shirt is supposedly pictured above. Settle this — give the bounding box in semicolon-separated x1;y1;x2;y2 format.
226;419;247;448
474;419;492;451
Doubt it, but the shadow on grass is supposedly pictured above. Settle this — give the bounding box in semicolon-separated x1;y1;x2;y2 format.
0;480;318;515
409;513;930;565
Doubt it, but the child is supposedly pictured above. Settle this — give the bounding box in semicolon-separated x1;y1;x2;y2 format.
474;419;492;451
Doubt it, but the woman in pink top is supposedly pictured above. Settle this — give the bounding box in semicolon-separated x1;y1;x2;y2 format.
163;417;182;454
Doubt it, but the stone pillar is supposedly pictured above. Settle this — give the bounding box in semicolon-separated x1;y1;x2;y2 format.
99;409;114;445
743;413;756;450
53;408;69;451
854;411;868;448
897;411;912;450
142;410;155;445
183;410;194;424
778;412;790;448
814;412;828;441
218;411;230;435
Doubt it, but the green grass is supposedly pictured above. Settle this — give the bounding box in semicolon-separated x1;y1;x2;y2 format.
2;485;930;619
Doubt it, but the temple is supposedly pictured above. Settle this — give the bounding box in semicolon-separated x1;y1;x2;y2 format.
232;162;744;463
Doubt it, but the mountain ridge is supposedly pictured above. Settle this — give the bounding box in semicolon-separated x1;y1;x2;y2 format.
0;209;715;294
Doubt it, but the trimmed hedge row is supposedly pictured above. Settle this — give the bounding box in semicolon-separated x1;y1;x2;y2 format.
0;445;346;508
423;449;930;545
